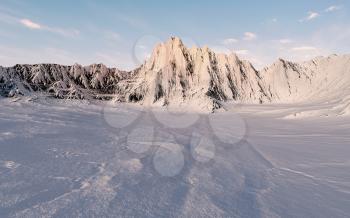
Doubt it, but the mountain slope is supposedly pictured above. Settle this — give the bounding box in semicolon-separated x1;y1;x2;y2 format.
1;37;350;112
118;37;271;110
261;54;350;103
0;63;129;100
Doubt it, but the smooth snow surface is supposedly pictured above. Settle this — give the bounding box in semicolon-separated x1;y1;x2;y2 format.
0;98;349;217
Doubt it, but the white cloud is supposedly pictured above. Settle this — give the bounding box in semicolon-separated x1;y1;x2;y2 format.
299;11;320;22
325;5;341;12
46;27;80;38
20;19;41;29
299;6;341;23
291;46;317;51
272;18;278;23
307;12;320;20
243;32;257;41
222;38;238;45
279;39;293;44
18;18;79;38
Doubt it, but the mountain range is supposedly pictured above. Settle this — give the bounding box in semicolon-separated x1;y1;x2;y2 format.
1;37;350;111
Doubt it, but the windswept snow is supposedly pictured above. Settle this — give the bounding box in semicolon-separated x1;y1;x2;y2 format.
0;98;349;217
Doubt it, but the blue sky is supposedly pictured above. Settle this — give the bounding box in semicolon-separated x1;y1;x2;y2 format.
0;0;349;69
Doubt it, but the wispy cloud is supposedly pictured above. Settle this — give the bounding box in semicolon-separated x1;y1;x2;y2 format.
299;5;341;23
325;5;341;13
222;38;238;45
19;18;80;38
307;12;320;20
299;11;320;22
279;39;293;44
291;46;317;51
20;19;41;29
243;32;257;41
47;27;80;38
0;9;80;38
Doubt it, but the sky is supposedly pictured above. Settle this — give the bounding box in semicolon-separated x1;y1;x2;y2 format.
0;0;349;70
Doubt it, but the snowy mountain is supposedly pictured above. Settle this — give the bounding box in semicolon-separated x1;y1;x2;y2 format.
1;37;350;111
261;54;350;103
0;63;129;100
118;37;271;110
261;54;350;116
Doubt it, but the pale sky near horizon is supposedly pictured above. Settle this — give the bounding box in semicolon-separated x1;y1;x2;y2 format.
0;0;349;70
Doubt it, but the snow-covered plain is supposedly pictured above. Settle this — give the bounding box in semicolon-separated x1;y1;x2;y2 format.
0;97;349;217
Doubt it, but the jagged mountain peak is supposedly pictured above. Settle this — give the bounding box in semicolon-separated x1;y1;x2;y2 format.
0;62;127;100
146;37;242;73
151;37;187;57
164;36;185;47
268;58;300;71
1;37;350;112
270;58;293;67
145;37;190;71
120;37;270;110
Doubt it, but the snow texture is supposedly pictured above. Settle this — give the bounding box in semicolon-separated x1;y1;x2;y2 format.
0;98;349;217
0;37;350;217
